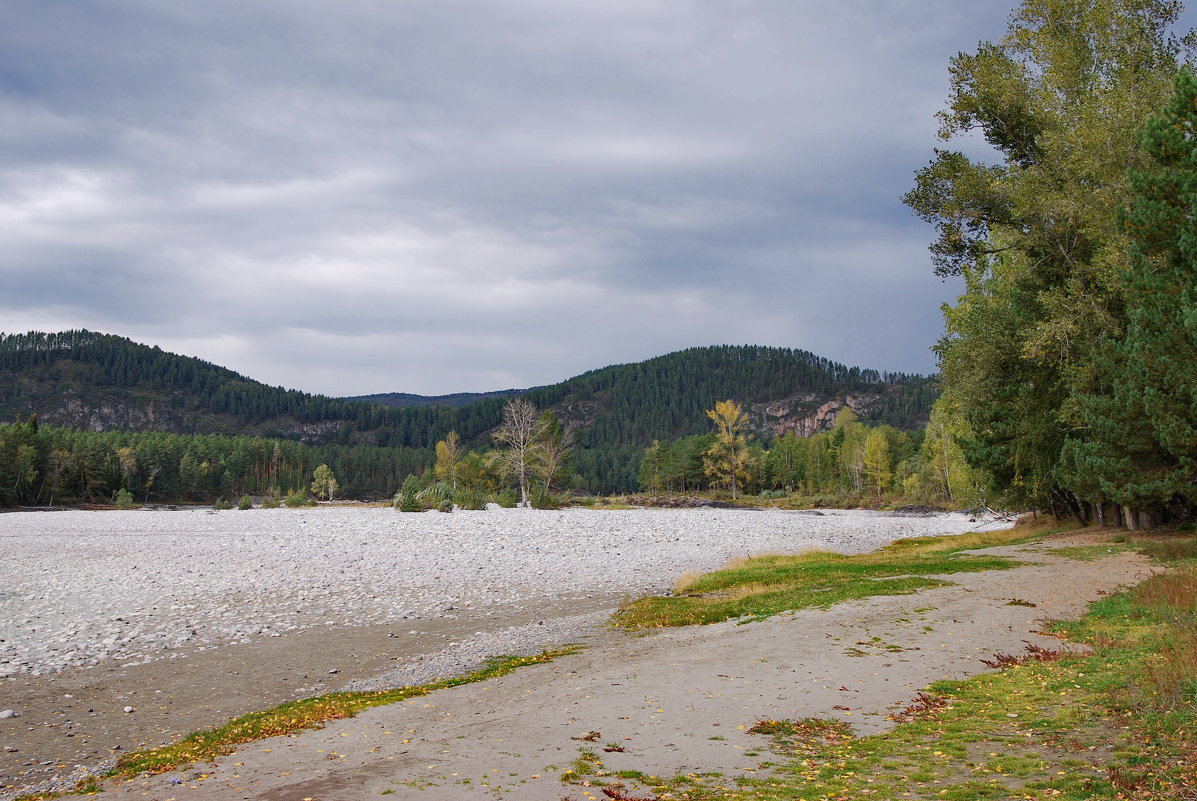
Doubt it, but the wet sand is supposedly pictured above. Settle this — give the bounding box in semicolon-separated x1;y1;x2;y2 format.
0;595;621;798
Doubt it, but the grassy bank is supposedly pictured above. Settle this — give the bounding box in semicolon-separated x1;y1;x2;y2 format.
612;526;1037;628
577;525;1197;800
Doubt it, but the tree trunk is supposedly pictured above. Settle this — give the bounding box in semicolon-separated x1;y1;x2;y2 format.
1108;503;1122;528
1059;492;1087;527
1094;502;1106;527
1124;506;1137;530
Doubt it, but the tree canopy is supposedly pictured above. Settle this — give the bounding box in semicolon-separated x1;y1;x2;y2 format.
907;0;1196;521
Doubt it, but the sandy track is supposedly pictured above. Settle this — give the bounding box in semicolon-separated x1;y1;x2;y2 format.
97;535;1153;801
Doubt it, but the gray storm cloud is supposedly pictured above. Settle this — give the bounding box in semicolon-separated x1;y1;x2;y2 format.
0;1;1019;394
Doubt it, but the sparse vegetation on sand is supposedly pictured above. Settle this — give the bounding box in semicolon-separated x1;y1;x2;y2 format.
611;527;1037;629
13;648;576;800
570;528;1197;801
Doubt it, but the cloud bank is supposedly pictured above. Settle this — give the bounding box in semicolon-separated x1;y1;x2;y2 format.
1;2;1026;394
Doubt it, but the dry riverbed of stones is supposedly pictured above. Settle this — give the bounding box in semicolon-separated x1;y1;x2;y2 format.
0;505;1007;799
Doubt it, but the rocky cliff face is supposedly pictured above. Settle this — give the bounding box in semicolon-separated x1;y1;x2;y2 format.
749;392;884;437
6;387;352;444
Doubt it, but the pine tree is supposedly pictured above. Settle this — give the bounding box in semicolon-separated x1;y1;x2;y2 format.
1066;68;1197;514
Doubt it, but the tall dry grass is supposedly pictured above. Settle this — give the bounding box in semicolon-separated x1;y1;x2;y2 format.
1129;566;1197;713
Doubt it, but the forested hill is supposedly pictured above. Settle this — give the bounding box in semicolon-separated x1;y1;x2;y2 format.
0;331;937;492
349;389;525;408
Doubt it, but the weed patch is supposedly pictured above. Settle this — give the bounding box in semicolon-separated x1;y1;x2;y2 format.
887;691;954;723
979;641;1064;669
1046;543;1134;561
1138;533;1197;562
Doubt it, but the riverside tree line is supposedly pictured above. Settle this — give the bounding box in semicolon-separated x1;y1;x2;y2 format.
905;0;1197;526
0;399;575;510
0;393;977;509
0;416;428;507
638;400;984;506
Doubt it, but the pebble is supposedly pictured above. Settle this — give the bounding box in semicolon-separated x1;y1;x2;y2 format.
0;710;16;719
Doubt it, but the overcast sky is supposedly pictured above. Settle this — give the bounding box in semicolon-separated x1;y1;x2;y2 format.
2;2;1176;396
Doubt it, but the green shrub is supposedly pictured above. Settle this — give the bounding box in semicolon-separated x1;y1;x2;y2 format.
531;487;560;509
396;493;423;513
261;495;280;509
284;488;313;508
413;482;452;512
212;497;233;511
453;488;487;510
495;489;518;508
115;488;138;509
238;495;254;510
417;482;452;505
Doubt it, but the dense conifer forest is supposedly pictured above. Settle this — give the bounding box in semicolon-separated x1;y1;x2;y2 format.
0;331;936;504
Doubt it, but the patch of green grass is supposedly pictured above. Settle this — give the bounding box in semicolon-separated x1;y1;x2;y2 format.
1137;533;1197;563
1046;543;1134;561
560;748;603;783
613;528;1035;628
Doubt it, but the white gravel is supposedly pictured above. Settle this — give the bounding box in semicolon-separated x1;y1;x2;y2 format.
0;506;1007;678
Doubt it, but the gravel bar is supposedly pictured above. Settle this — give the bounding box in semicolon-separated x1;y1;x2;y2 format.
0;506;1006;679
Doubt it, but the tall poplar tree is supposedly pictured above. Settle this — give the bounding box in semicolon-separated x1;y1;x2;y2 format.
434;431;462;490
905;0;1190;515
862;429;893;499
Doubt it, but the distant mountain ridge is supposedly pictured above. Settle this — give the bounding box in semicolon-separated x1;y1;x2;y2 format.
0;330;938;492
